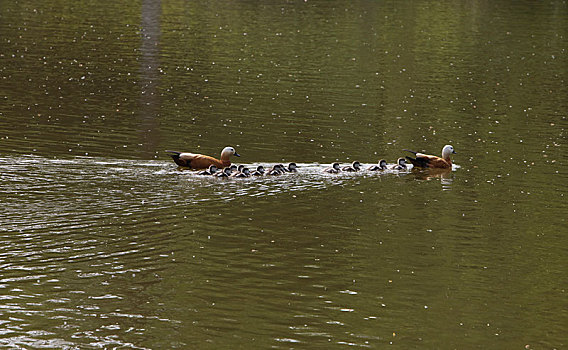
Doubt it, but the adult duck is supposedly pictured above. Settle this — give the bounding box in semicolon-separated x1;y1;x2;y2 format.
404;145;456;169
166;146;240;170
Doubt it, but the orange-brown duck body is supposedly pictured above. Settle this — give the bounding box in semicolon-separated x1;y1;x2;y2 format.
404;145;456;169
166;146;240;170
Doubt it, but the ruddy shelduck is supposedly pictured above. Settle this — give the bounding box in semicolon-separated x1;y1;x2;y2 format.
368;159;387;171
286;163;298;173
231;167;250;178
166;146;240;169
404;145;456;169
266;164;286;176
250;165;265;176
216;167;233;178
197;164;218;175
389;158;408;171
342;161;361;172
324;163;341;174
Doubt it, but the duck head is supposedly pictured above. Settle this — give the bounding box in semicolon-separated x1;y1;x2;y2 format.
208;165;218;174
332;162;341;170
397;158;407;168
352;161;361;170
441;145;456;159
256;165;265;173
379;159;387;169
288;162;298;172
221;146;240;158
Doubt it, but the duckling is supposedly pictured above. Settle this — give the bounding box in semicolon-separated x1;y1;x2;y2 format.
404;145;456;169
368;159;387;171
232;167;251;178
197;164;218;175
266;164;285;176
230;166;248;177
250;165;265;176
287;162;298;172
389;158;407;170
229;164;239;173
166;146;240;169
324;162;341;174
342;161;361;172
216;167;233;178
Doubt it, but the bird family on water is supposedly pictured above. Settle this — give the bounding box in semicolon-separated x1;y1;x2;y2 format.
166;145;456;178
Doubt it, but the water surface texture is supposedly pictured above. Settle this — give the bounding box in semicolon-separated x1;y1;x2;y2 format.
1;0;567;348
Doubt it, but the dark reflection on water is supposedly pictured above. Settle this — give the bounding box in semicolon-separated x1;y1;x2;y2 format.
1;0;567;348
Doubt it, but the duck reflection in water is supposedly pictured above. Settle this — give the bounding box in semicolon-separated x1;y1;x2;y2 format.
411;167;453;182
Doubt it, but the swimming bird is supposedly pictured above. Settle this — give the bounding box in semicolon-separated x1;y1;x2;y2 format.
250;165;265;176
389;158;408;171
404;145;456;169
216;167;233;178
342;161;361;172
324;162;341;174
286;163;298;172
368;159;387;171
232;167;251;178
197;164;218;175
165;146;240;170
266;164;286;176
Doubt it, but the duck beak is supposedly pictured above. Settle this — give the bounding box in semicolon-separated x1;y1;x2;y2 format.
234;152;241;157
452;150;457;154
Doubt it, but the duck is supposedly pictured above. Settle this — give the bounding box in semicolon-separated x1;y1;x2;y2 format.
265;164;286;176
404;145;456;169
230;164;240;173
286;163;298;173
250;165;265;176
342;161;361;172
389;158;408;171
197;164;218;175
165;146;240;170
368;159;387;171
216;167;233;178
232;167;251;178
324;162;341;174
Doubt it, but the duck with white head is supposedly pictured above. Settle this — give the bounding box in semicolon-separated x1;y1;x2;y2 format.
166;146;240;170
404;145;456;169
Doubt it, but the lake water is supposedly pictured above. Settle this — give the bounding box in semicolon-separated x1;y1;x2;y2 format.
1;0;567;348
